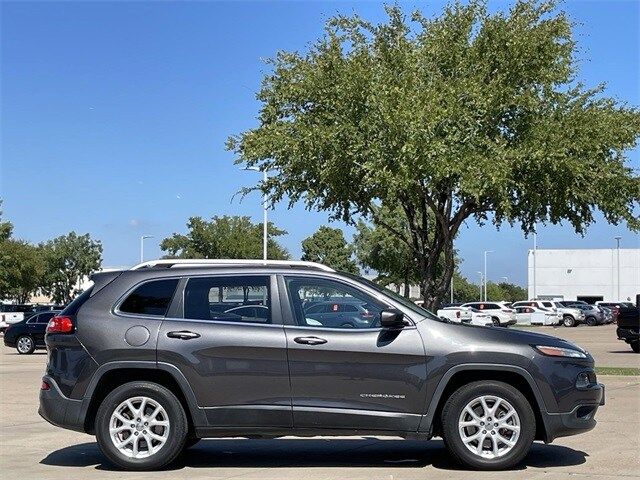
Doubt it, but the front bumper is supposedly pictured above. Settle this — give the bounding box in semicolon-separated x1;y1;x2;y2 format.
39;376;85;433
543;382;604;443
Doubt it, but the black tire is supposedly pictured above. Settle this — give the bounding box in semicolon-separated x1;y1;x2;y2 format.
340;323;355;328
441;380;536;470
491;317;501;327
16;335;35;354
631;341;640;354
95;381;188;471
586;316;597;326
563;315;576;328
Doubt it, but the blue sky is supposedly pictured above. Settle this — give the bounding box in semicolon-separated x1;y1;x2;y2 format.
1;1;638;285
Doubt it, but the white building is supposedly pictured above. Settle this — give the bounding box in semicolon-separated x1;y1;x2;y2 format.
527;248;640;303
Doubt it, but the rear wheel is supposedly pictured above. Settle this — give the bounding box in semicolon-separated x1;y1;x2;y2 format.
563;316;576;328
631;341;639;354
95;381;188;470
586;316;597;327
491;317;501;327
441;380;535;470
16;335;35;354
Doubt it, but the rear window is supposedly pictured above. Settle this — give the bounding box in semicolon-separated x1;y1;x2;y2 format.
61;287;95;316
119;279;179;316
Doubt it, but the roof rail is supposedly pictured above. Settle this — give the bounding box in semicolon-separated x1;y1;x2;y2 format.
130;259;335;272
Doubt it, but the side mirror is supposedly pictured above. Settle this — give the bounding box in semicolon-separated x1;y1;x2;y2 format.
380;309;405;328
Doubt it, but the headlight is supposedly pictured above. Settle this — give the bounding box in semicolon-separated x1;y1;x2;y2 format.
535;345;587;358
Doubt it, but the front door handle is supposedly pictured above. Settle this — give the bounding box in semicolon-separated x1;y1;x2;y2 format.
294;336;327;345
167;330;201;340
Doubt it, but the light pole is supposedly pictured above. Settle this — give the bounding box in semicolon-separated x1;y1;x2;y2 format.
483;250;494;301
477;271;483;301
450;276;454;304
140;235;154;263
243;167;268;260
532;232;537;300
615;236;621;300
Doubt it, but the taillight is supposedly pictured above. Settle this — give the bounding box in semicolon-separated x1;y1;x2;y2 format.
46;315;74;334
41;380;50;391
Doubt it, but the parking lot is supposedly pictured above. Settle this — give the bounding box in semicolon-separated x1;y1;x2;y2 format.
1;324;638;480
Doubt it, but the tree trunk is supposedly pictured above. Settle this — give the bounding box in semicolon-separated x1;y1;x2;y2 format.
403;268;410;298
420;238;455;311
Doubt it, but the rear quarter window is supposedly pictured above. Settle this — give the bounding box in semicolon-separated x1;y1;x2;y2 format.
61;287;94;316
119;279;179;316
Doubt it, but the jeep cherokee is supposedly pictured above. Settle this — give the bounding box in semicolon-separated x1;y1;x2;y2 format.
39;259;604;471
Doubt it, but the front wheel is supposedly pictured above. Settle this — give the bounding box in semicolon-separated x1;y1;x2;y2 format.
95;381;188;470
16;335;35;354
441;380;535;470
563;316;576;328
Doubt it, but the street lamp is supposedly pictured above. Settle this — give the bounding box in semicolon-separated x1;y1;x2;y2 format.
501;276;509;283
483;250;494;301
477;271;483;301
532;231;537;300
140;235;154;263
243;167;268;261
614;236;622;300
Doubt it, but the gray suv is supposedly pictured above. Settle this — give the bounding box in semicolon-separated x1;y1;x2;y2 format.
39;260;604;471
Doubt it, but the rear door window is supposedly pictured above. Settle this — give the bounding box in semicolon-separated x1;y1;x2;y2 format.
183;276;271;324
119;279;179;316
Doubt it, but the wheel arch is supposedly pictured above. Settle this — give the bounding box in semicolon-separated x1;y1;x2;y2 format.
420;364;550;442
81;361;206;434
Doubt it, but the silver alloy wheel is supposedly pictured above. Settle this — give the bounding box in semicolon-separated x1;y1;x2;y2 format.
109;396;170;459
458;395;521;459
17;336;33;353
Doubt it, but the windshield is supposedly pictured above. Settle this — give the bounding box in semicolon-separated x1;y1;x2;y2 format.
338;272;440;321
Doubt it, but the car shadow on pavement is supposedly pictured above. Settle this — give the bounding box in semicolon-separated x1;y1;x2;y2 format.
40;439;587;471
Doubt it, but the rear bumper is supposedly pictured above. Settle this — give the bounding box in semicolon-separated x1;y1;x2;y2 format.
38;376;85;433
543;383;604;443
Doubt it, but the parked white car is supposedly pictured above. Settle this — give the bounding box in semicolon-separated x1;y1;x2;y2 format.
460;302;516;326
0;304;34;333
513;306;562;326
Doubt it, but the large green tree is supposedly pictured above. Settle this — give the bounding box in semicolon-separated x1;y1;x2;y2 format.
227;0;640;309
161;215;290;260
301;226;358;273
41;232;103;304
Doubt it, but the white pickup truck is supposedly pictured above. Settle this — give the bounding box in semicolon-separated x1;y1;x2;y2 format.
436;306;494;327
0;304;36;333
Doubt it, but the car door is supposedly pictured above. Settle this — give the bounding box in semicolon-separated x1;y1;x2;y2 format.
281;274;427;432
157;274;292;429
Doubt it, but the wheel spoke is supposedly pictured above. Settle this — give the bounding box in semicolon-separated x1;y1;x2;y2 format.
491;435;500;455
150;419;169;427
497;433;515;447
462;431;482;444
480;397;490;416
110;425;130;434
132;435;139;456
465;406;481;422
147;430;166;442
476;434;486;454
490;398;502;415
460;420;479;428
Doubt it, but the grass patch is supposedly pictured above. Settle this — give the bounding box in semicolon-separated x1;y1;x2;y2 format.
595;366;640;376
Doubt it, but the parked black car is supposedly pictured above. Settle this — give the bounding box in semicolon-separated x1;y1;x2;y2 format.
40;260;604;471
4;311;60;354
616;304;640;353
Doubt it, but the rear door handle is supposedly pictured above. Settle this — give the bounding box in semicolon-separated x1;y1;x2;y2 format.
167;330;201;340
294;336;327;345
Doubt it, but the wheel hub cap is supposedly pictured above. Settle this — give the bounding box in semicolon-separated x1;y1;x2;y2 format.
458;395;520;459
109;396;170;459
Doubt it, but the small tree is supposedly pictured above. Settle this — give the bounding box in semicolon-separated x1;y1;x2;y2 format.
0;240;46;303
228;1;640;309
161;215;290;260
301;226;358;273
42;232;103;304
